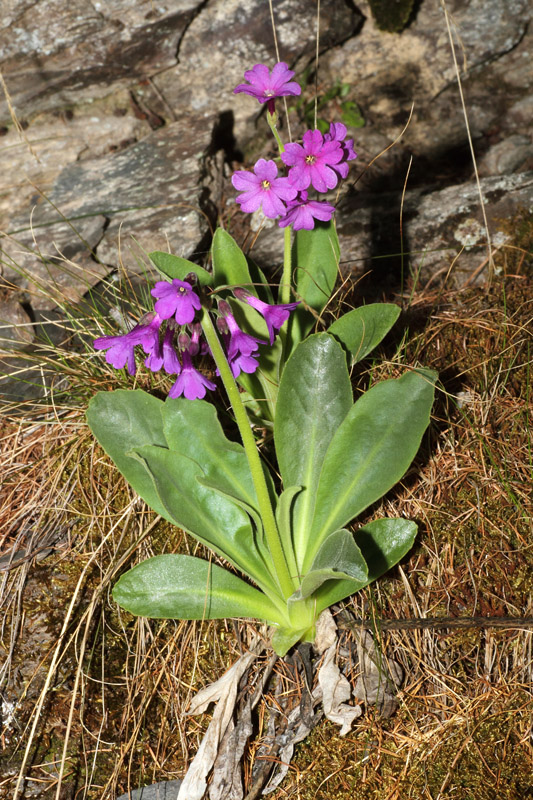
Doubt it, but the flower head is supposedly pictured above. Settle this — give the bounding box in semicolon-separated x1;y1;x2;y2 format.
278;190;336;232
94;312;162;376
232;159;297;218
234;289;300;344
281;129;343;193
234;62;301;114
151;279;201;325
218;301;267;359
168;349;216;400
323;122;357;180
228;350;260;378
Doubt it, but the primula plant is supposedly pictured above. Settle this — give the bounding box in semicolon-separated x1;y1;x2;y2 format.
87;62;436;656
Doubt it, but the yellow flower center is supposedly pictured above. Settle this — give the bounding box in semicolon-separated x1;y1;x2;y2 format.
305;155;316;165
261;179;271;190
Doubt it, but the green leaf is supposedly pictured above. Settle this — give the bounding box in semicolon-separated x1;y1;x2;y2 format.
290;221;340;347
368;0;414;32
149;251;212;286
355;517;417;581
162;398;258;510
130;446;272;594
247;256;274;303
113;554;284;623
274;334;353;567
294;528;368;599
304;368;437;571
270;625;310;657
314;518;417;612
340;101;365;128
86;390;169;520
275;485;302;554
212;228;253;288
328;303;400;365
194;477;277;590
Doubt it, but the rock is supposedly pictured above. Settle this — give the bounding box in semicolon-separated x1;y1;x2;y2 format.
246;171;533;292
0;90;153;226
1;113;214;308
116;781;183;800
153;0;362;136
0;0;200;123
0;0;532;315
321;0;532;177
479;135;533;176
0;294;34;350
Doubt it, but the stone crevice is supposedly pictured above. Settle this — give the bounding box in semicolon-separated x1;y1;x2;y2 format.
174;0;212;65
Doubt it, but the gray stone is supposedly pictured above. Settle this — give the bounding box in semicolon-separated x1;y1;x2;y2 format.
1;113;213;305
0;0;200;123
0;0;532;316
322;0;532;165
116;780;183;800
153;0;362;136
479;135;533;176
0;295;34;350
247;171;533;291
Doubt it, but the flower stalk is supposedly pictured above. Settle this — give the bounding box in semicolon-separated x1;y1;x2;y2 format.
199;306;297;600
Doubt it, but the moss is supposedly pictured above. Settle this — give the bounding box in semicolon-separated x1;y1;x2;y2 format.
289;697;533;799
367;0;415;33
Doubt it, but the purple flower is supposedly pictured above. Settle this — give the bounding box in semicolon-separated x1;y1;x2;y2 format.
161;326;181;375
233;62;301;114
232;159;297;218
281;129;343;193
234;289;300;344
219;301;266;359
278;191;336;232
144;335;163;372
151;279;201;325
168;349;216;400
94;313;162;376
229;351;260;378
323;122;357;179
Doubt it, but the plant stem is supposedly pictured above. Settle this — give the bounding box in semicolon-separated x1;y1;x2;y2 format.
267;110;285;154
200;308;296;600
280;226;293;305
266;111;294;307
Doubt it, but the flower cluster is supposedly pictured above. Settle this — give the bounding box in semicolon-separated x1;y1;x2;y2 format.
232;63;357;231
94;278;299;398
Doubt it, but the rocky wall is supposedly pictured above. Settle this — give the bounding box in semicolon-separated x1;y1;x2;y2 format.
0;0;532;334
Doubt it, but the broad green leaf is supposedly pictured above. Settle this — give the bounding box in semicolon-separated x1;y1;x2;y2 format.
86;390;169;520
328;304;400;365
149;251;212;286
211;228;253;288
289;221;340;347
130;446;272;594
304;368;437;571
313;518;417;612
162;398;258;509
355;517;417;581
195;477;279;593
274;333;352;567
294;528;368;600
113;554;284;623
